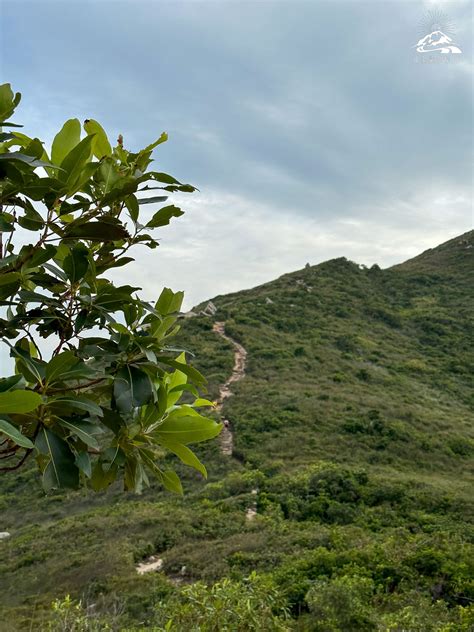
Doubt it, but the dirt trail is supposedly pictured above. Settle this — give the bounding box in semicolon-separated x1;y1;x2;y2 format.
136;324;250;575
212;321;247;456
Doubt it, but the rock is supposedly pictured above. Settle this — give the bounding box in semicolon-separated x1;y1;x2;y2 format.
200;301;217;316
136;555;163;575
0;532;11;540
265;297;274;304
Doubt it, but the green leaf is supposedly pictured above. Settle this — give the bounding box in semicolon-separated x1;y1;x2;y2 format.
155;287;184;315
150;314;178;341
113;366;152;413
0;375;22;393
158;357;206;387
27;245;57;269
0;272;20;300
83;119;112;158
0;271;20;286
59;134;94;187
51;118;81;166
10;346;45;384
71;161;100;192
63;220;129;241
22;137;44;160
139;196;168;206
0;213;14;232
0;152;56;168
62;243;89;283
45;351;81;384
165;383;199;399
75;451;92;478
125;194;139;222
0;132;15;142
124;458;146;494
167;352;187;408
108;256;135;270
59;418;100;450
97;158;121;194
47;396;103;417
159;439;207;478
142;132;168;152
149;172;180;185
0;83;21;121
0;390;42;413
0;417;35;448
160;470;183;495
146;204;184;228
18;203;44;231
154;408;221;444
90;460;117;491
36;428;79;490
102;445;125;471
193;398;215;408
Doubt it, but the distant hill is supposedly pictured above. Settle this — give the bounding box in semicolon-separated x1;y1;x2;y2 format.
0;231;473;630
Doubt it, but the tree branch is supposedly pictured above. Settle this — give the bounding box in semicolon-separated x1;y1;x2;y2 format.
47;377;107;393
0;448;33;472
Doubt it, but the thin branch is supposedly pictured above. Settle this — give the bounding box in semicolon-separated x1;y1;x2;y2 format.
46;377;107;393
23;328;43;361
0;448;32;472
0;447;20;458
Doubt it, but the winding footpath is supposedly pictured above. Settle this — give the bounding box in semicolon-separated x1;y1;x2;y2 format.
212;321;247;457
136;324;251;574
212;323;257;521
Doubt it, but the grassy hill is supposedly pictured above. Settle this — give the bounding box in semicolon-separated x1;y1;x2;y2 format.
0;231;473;630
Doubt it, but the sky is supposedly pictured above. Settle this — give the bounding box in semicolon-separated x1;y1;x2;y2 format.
0;0;472;309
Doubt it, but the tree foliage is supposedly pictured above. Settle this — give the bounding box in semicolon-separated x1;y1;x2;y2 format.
0;83;221;493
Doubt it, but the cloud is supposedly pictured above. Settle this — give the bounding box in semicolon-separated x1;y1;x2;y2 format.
110;186;472;310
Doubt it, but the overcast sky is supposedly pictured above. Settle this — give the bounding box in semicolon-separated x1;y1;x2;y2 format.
1;0;472;309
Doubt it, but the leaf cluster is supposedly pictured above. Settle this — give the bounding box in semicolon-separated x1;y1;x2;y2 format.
0;83;220;493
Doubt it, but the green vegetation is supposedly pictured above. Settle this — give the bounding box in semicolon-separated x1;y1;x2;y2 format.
0;83;220;495
0;228;472;629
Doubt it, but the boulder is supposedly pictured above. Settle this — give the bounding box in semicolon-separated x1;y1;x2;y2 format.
200;301;217;316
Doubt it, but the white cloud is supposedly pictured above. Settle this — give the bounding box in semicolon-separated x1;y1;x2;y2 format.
109;187;472;310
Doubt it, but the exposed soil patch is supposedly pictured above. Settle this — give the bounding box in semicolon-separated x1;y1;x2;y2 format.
246;489;258;521
136;556;163;575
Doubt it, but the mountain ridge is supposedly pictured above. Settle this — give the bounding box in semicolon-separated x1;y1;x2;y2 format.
195;230;473;311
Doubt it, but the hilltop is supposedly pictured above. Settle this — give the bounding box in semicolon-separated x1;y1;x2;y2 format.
0;231;473;630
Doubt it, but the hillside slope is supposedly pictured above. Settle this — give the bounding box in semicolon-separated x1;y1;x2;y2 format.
0;231;473;630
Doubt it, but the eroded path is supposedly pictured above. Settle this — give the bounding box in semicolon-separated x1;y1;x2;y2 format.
136;323;249;576
212;321;247;456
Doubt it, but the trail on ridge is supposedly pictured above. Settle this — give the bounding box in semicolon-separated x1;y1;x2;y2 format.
212;321;247;456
